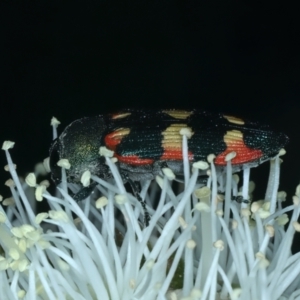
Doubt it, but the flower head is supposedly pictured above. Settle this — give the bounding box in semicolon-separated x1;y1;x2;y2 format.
0;136;299;300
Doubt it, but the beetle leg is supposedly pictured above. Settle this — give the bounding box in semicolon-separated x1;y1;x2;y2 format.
73;181;98;201
122;173;150;227
232;195;250;204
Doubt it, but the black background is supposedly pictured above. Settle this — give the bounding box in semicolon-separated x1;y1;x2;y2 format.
0;1;300;248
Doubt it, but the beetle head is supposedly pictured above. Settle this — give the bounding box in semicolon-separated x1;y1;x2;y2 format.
49;116;110;185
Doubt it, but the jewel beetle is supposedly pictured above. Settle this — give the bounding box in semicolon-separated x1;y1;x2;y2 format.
49;109;288;214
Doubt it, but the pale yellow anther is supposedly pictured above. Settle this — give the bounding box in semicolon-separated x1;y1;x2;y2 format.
37;239;51;250
179;127;194;138
213;240;224;250
11;227;23;238
216;194;224;202
40;180;50;187
190;289;202;298
57;159;71;169
265;224;275;237
2;141;15;150
194;186;211;200
81;170;91;187
26;240;34;248
155;175;164;188
231;288;242;299
35;213;49;225
25;230;41;242
162;168;175;180
0;211;6;223
129;279;136;289
2;197;15;206
241;208;251;218
20;260;30;272
5;179;15;187
186;239;196;249
232;174;240;184
43;157;51;173
178;216;187;229
18;259;29;272
195;202;210;212
25;173;36;187
99;146;114;157
96;196;108;209
146;259;155;270
35;185;46;201
277;191;287;202
74;217;82;227
115;194;127;204
51;117;61;126
9;248;20;260
49;210;69;222
58;259;70;271
17;290;26;298
168;291;179;300
20;224;35;236
257;208;270;219
0;259;9;271
256;252;270;268
249;181;256;193
255;252;265;260
278;148;286;156
216;209;223;217
9;260;19;271
207;154;216;163
18;239;27;253
111;157;118;163
192;161;209;170
262;201;270;211
293;221;300;232
293;196;300;206
257;200;265;206
231;220;238;229
4;164;16;171
225;151;236;161
276;214;289;226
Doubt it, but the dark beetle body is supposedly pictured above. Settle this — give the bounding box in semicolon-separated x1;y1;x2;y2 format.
49;109;288;192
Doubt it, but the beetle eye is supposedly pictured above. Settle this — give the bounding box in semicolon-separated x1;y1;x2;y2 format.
49;139;62;185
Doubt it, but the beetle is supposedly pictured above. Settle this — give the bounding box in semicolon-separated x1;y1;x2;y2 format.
49;109;288;222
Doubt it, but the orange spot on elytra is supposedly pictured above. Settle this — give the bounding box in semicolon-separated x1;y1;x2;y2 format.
215;140;263;165
114;154;154;165
105;128;130;151
114;150;194;166
161;149;194;161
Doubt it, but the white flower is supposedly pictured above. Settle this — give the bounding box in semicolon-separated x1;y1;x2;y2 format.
0;139;299;300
